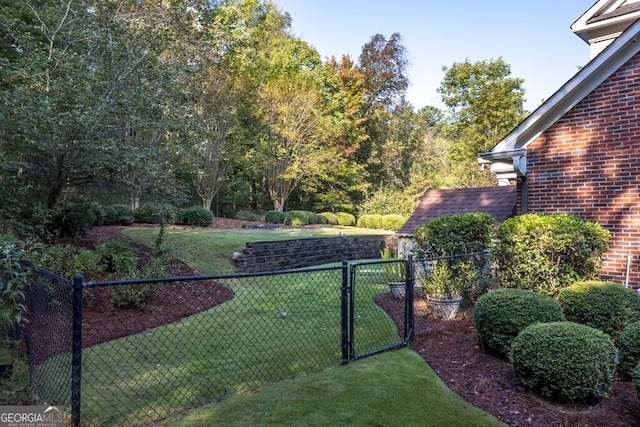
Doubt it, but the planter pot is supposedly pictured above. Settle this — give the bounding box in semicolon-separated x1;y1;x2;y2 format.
388;281;406;299
427;294;462;320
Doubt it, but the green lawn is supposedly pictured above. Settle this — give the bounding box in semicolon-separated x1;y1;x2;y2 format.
159;348;506;427
122;225;390;273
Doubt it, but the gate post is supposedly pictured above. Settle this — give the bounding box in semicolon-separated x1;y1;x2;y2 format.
405;255;415;342
71;274;83;427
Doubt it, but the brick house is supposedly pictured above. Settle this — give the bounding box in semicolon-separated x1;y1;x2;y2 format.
479;0;640;287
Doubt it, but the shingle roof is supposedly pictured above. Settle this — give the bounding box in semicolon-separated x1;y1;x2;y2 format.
396;186;517;237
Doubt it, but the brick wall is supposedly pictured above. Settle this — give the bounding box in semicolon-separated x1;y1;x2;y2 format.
526;52;640;286
233;235;398;272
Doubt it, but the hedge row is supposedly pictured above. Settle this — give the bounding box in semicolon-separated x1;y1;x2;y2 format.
264;210;356;226
53;200;215;238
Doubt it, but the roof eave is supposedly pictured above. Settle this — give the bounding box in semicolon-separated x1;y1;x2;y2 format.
485;18;640;156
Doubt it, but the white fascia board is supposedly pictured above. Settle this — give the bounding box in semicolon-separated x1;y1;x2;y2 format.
572;0;627;42
489;19;640;155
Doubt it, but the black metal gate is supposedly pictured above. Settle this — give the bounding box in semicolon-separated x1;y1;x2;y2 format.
342;256;415;363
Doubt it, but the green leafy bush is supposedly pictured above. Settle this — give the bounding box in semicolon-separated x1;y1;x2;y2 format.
95;240;138;277
134;204;179;225
315;214;328;224
53;199;100;238
474;288;564;358
317;212;338;225
134;205;156;224
357;214;383;229
103;204;134;225
284;210;310;226
179;206;214;227
381;214;406;231
557;281;640;341
509;321;618;404
336;212;356;226
493;213;610;296
0;236;28;337
619;321;640;378
412;212;495;258
265;210;285;224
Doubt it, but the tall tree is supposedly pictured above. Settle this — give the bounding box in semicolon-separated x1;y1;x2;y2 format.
356;33;409;187
438;57;527;186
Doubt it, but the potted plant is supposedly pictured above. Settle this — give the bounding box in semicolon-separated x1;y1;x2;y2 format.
419;258;472;320
381;244;406;299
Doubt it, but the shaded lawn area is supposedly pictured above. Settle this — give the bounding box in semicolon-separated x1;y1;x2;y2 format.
158;348;506;427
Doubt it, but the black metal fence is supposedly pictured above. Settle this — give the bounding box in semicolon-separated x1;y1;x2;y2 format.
19;251;493;426
21;259;414;426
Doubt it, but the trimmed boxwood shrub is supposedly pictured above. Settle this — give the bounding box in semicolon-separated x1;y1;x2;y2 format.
315;214;328;224
619;321;640;378
336;212;356;226
357;214;383;229
317;212;338;225
179;206;213;227
557;281;640;341
474;288;564;358
265;210;286;224
381;214;406;231
284;210;309;226
493;213;610;296
412;212;495;258
509;321;618;404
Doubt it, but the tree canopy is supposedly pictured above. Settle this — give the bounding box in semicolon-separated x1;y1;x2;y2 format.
0;0;531;239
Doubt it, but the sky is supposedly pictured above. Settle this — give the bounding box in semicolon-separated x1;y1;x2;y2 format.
274;0;594;113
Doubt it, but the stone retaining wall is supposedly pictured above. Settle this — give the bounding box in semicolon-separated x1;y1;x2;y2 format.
233;234;397;272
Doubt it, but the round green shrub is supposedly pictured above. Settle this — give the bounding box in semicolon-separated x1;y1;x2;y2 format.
336;212;356;226
317;212;338;225
474;288;564;358
54;200;99;238
381;214;406;231
357;214;383;229
103;204;134;225
315;214;328;225
509;321;618;404
304;211;318;225
179;206;213;227
619;321;640;377
557;281;640;341
493;213;610;296
89;202;105;226
412;212;495;258
134;205;157;224
265;210;286;224
135;204;178;224
633;361;640;402
284;210;309;226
